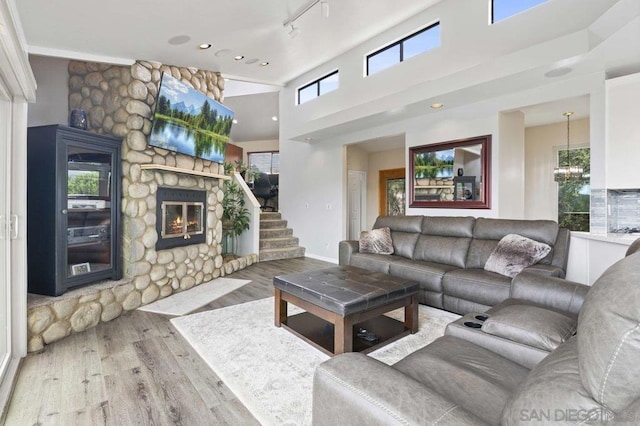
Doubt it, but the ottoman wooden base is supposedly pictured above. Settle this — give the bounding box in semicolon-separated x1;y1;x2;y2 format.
275;288;418;356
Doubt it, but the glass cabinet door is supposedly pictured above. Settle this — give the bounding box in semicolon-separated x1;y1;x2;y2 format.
65;145;113;279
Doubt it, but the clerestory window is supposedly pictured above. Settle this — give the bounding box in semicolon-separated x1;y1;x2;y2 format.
366;23;440;76
491;0;547;24
297;70;339;105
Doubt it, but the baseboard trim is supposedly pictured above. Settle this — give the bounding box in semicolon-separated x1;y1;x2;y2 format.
304;253;338;264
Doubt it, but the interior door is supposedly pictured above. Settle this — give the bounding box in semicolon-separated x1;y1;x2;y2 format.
347;170;366;240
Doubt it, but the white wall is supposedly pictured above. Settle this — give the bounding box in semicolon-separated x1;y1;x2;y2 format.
366;147;404;229
281;0;614;141
524;118;590;221
27;55;69;127
279;136;346;261
346;145;367;172
498;111;525;219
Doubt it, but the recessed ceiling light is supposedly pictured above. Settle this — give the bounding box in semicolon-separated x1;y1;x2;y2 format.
215;49;232;57
271;116;278;122
234;55;245;61
232;119;238;124
198;43;212;50
245;58;259;65
259;62;269;67
545;67;572;78
431;103;444;109
168;35;191;45
304;137;313;141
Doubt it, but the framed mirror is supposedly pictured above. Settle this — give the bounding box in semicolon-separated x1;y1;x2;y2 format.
409;135;491;209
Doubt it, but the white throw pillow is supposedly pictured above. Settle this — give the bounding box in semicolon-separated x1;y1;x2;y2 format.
484;234;551;277
359;227;394;255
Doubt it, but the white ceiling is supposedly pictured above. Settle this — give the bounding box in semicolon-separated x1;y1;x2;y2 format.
226;92;279;142
15;0;440;86
15;0;639;145
16;0;441;142
350;134;405;153
520;95;590;128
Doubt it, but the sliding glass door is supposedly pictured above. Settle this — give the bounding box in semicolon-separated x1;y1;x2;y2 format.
0;3;36;413
0;88;11;381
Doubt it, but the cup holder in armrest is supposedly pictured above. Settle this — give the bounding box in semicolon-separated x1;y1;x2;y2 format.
475;315;489;322
464;322;482;328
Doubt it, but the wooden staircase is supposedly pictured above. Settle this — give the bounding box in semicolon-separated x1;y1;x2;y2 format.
259;212;305;261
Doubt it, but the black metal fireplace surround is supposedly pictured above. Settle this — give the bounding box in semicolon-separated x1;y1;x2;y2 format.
155;188;207;250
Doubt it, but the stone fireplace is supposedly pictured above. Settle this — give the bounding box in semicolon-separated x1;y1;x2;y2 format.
65;59;231;294
24;60;258;353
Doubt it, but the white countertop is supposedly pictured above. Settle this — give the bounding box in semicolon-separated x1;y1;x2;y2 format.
571;231;639;245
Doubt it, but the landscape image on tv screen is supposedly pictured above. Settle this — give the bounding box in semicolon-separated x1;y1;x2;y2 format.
149;73;234;163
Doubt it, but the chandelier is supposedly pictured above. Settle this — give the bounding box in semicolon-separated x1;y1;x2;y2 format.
553;111;584;182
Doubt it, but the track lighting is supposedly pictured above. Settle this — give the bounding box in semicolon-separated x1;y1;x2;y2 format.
283;0;329;37
288;24;300;39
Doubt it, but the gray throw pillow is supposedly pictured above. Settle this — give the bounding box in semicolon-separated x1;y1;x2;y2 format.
484;234;551;278
359;227;394;255
481;304;577;352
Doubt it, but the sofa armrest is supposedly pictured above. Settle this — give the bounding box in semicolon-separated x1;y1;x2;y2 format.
339;240;359;265
550;227;571;274
313;353;487;426
511;271;589;316
521;264;565;277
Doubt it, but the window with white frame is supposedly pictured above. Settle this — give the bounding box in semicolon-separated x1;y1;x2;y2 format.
491;0;547;24
366;23;440;76
297;71;339;105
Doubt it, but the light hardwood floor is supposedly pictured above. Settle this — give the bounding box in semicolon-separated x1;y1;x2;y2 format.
4;257;332;426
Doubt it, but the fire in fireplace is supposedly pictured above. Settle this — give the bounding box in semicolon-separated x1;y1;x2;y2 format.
156;188;207;250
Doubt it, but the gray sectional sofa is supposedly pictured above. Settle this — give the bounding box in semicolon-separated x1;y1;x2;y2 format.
339;215;570;315
313;250;640;425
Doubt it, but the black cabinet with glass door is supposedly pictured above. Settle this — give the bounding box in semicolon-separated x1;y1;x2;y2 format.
27;125;122;296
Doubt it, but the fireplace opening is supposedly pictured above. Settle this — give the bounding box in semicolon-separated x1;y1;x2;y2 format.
156;188;206;250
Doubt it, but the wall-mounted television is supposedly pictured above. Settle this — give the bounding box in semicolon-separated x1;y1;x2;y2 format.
149;73;234;163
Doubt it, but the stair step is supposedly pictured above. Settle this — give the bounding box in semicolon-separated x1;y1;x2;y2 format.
260;228;294;239
260;212;282;220
259;246;306;262
260;237;299;249
260;219;287;229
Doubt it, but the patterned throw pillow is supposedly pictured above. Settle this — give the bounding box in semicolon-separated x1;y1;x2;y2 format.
484;234;551;277
359;227;394;255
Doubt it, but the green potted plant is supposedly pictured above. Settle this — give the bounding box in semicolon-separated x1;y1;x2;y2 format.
231;160;261;183
221;179;251;257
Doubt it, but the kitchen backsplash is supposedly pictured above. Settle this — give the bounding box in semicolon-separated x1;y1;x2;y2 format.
608;189;640;232
590;188;607;234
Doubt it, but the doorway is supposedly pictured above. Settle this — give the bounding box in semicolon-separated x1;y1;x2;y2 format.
347;170;366;240
379;168;406;216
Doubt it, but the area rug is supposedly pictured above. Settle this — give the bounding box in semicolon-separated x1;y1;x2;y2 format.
137;278;250;316
171;297;460;425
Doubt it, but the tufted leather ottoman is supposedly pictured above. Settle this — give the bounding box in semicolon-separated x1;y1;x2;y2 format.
274;265;419;355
